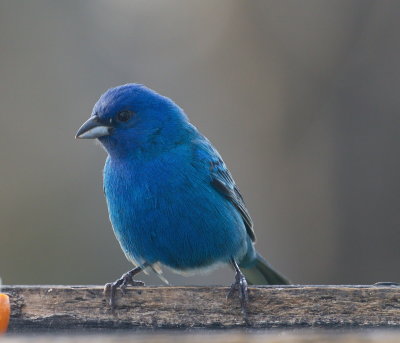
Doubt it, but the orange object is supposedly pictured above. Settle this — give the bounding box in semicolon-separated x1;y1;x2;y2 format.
0;293;10;333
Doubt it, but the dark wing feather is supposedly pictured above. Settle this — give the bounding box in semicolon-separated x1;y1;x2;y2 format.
210;158;256;242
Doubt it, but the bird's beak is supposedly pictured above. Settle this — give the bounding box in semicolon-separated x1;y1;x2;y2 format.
75;116;112;139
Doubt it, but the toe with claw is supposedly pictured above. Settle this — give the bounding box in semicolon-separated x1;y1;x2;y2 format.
227;259;250;323
104;266;144;309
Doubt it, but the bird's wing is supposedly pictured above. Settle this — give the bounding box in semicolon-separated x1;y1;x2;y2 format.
194;139;256;242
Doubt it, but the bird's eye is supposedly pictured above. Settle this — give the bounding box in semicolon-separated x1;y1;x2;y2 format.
116;111;134;123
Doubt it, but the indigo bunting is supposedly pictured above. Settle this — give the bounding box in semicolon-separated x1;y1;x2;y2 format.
76;84;289;318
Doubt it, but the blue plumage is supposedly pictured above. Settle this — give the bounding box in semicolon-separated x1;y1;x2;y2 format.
76;84;289;317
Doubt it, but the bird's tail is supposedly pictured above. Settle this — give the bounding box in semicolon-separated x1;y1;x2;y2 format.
241;252;290;285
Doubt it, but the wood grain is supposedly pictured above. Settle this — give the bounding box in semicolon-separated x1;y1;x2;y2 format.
2;332;400;343
2;285;400;332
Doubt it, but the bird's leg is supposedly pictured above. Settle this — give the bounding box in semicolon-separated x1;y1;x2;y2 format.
227;259;249;322
104;266;145;309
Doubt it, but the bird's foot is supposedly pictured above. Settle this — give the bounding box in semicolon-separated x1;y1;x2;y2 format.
227;260;249;324
104;267;144;310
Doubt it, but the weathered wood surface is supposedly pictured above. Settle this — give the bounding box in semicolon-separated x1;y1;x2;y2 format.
2;285;400;331
2;332;400;343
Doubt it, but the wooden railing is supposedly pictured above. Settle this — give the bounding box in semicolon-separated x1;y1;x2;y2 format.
3;285;400;331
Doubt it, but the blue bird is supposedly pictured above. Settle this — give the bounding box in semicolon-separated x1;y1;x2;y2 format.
76;84;289;318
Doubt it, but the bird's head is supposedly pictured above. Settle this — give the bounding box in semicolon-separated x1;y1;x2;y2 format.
76;84;190;158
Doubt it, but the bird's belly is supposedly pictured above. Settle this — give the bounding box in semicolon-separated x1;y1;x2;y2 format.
106;178;249;271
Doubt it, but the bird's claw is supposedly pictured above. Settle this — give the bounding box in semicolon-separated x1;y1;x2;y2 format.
104;267;144;310
119;272;145;294
227;260;250;324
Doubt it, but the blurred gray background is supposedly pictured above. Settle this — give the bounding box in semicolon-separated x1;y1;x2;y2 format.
0;0;399;286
